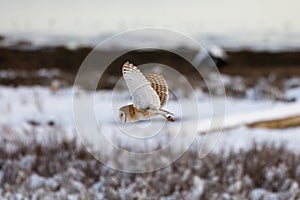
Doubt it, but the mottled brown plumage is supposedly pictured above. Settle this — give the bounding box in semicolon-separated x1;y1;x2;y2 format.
146;72;169;108
119;61;174;122
128;104;136;119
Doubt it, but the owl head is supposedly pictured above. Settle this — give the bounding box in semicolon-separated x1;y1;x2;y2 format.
118;106;129;122
118;105;138;123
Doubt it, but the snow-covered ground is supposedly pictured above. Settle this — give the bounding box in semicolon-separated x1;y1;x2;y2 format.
1;85;300;154
1;31;300;52
1;85;300;199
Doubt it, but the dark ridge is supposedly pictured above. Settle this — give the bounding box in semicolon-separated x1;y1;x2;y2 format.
0;47;300;87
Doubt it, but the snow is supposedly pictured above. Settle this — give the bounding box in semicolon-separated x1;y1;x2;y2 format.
0;85;300;154
0;68;60;79
208;45;228;59
44;178;59;191
250;189;292;200
250;189;269;200
28;173;46;190
19;155;36;171
1;31;300;52
287;87;300;99
191;176;205;199
206;126;300;154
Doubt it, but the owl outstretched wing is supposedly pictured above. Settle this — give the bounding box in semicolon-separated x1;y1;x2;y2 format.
146;72;169;108
122;62;161;110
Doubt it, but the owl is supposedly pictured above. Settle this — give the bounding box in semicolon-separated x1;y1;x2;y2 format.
119;61;175;123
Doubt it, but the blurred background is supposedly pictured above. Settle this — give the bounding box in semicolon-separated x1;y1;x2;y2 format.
1;0;300;199
1;0;300;49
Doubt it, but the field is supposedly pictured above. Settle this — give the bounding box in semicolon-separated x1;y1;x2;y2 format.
0;41;300;199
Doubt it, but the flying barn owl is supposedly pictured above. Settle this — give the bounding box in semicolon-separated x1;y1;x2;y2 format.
119;62;175;122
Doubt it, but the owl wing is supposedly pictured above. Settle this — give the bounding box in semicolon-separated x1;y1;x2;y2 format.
146;72;169;108
122;62;161;110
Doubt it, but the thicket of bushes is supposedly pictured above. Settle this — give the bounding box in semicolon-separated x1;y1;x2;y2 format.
0;138;299;199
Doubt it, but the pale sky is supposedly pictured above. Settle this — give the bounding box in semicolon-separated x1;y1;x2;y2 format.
1;0;299;35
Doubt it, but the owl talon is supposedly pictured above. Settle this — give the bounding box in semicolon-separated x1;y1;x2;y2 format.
159;108;174;116
166;115;175;122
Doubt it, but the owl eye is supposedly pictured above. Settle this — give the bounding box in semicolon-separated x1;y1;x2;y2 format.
119;111;126;122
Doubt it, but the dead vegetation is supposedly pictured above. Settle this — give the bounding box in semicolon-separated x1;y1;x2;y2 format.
247;115;300;129
0;136;300;199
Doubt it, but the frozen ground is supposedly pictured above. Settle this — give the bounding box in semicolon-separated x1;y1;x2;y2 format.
0;85;300;199
1;31;300;52
0;85;300;152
